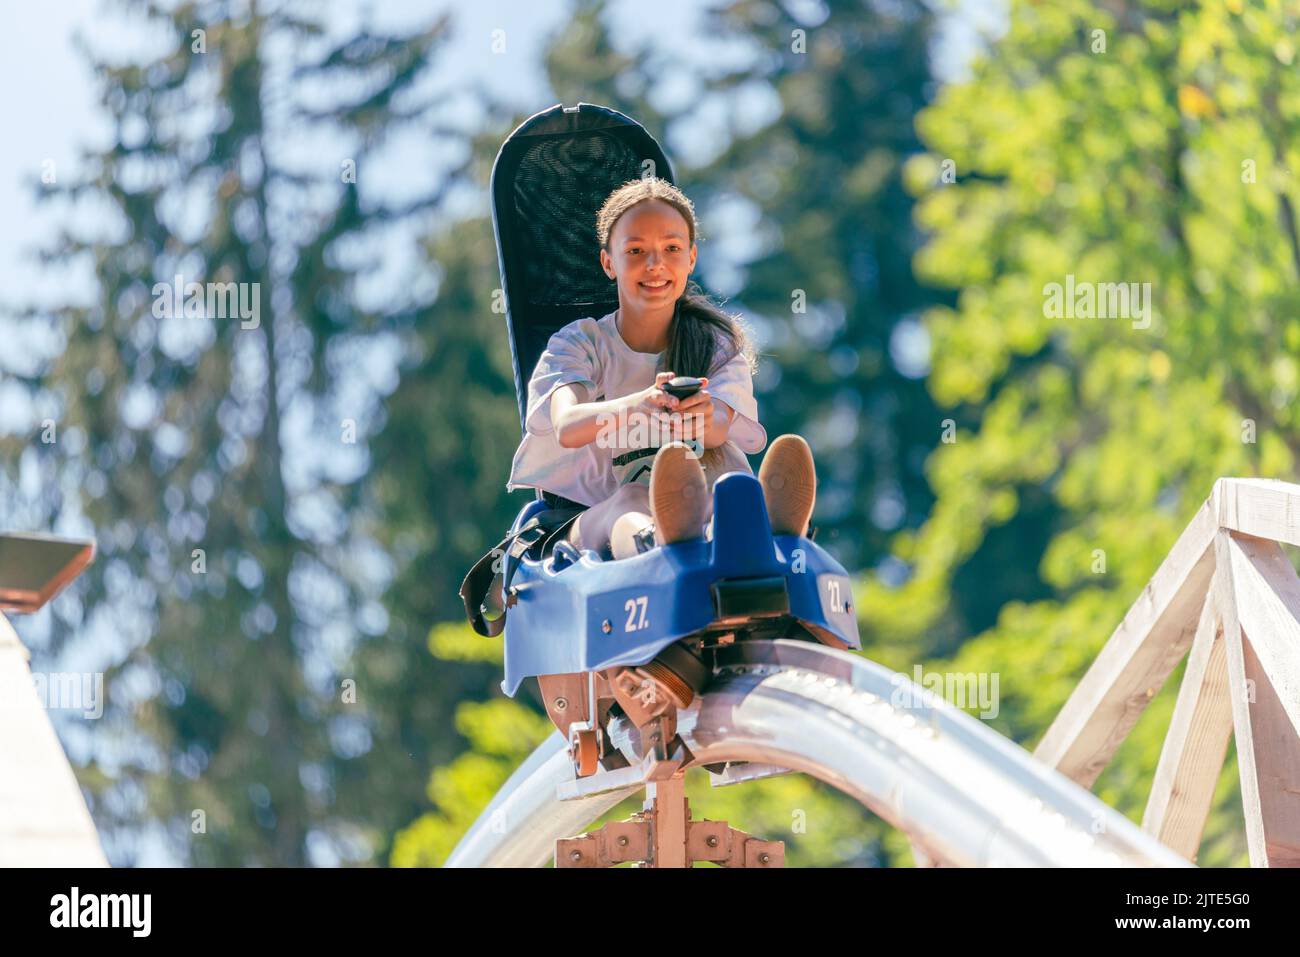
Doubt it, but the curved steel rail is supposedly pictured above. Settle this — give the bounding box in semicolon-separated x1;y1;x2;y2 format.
442;728;642;869
446;640;1190;867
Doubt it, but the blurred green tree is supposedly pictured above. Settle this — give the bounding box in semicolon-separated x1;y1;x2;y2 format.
879;0;1300;865
688;0;954;580
12;1;453;865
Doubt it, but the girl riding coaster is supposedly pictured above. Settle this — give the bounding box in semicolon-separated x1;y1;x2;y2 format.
461;102;858;781
506;175;819;561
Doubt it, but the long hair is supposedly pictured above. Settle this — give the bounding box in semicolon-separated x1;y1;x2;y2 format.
596;178;756;380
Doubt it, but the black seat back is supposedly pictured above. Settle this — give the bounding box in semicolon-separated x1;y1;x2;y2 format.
490;102;676;430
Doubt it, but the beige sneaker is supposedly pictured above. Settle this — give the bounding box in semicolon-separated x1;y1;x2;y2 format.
759;434;817;535
650;442;710;544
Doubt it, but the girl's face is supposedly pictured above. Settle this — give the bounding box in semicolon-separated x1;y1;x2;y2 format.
600;200;697;309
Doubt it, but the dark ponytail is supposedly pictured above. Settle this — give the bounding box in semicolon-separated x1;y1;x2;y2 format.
663;281;754;380
665;282;758;478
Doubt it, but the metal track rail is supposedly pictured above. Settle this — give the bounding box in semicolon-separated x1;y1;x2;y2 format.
446;640;1189;867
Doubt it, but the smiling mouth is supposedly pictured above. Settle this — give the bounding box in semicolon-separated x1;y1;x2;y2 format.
639;279;671;291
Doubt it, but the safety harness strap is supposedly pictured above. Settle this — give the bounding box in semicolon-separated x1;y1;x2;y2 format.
459;507;583;637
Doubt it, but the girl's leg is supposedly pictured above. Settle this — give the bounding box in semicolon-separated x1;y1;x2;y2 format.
567;483;652;558
599;476;715;559
566;443;713;559
609;510;654;559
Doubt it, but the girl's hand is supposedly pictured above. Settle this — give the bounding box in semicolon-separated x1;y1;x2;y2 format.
617;373;717;442
660;375;716;441
625;371;684;416
672;377;711;414
664;377;713;440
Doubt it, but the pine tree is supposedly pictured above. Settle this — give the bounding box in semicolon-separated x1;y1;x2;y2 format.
20;0;449;865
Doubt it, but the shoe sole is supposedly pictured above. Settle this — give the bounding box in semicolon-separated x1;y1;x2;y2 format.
650;443;709;544
759;434;816;535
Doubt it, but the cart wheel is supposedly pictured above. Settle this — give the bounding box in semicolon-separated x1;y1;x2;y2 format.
572;728;599;777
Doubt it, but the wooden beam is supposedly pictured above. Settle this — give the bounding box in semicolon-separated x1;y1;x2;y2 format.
1215;478;1300;548
1216;532;1300;866
1034;497;1217;786
1141;592;1232;861
1220;533;1300;737
1236;636;1300;867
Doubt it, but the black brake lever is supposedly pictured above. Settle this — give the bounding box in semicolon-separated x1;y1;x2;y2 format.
661;375;704;400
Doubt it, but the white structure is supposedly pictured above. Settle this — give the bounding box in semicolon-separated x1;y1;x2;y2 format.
0;613;106;866
0;531;106;868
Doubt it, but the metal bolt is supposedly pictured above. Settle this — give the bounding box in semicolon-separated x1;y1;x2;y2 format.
601;619;612;634
759;852;770;865
705;835;718;848
570;849;583;862
554;697;568;711
617;835;629;847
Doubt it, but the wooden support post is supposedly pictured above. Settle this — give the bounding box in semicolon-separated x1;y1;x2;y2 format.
1215;532;1300;867
644;775;689;868
1141;592;1233;860
1217;533;1300;735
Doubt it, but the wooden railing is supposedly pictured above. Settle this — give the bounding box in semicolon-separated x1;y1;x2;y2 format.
1036;478;1300;866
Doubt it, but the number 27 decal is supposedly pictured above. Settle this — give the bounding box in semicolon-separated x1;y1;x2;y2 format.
624;595;649;631
825;577;851;614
